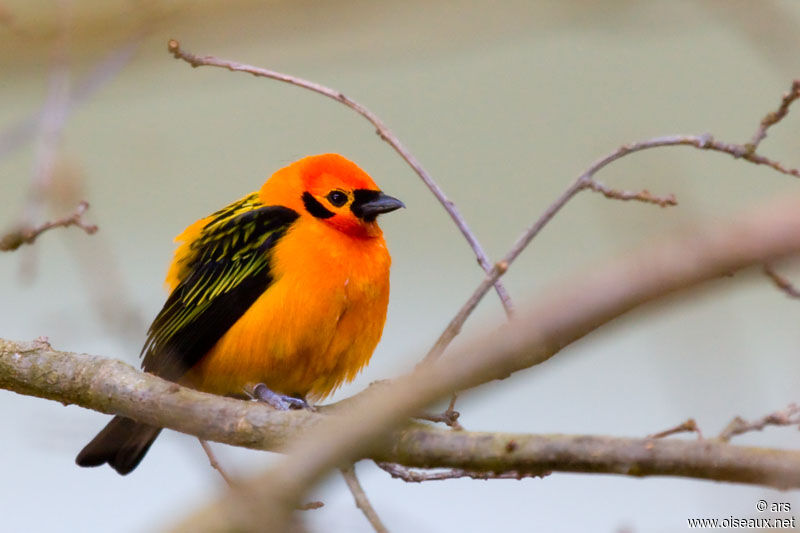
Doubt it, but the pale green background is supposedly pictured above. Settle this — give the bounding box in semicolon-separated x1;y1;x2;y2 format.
2;1;800;531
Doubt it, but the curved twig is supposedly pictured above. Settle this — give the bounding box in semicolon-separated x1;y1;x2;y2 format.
167;39;513;316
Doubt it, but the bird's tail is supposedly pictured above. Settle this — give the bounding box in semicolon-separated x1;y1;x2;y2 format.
75;416;162;475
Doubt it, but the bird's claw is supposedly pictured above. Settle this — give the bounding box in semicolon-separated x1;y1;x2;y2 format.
251;383;309;410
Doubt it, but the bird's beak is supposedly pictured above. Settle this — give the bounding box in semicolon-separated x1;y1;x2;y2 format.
358;192;405;222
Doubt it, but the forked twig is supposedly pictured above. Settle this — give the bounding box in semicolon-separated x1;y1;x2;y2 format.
0;201;97;252
418;392;463;430
718;404;800;442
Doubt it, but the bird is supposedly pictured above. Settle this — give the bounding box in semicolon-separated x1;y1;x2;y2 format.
76;153;404;474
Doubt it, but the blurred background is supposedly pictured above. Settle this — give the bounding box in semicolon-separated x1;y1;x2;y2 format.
2;1;800;531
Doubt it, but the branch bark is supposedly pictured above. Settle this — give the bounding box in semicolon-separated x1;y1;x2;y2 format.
2;338;799;491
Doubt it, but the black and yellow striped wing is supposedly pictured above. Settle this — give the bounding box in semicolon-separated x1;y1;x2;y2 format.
141;194;299;380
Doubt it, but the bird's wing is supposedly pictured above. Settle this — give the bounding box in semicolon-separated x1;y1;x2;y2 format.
141;194;300;380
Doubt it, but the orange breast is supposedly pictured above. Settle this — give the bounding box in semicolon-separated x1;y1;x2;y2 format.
181;216;391;401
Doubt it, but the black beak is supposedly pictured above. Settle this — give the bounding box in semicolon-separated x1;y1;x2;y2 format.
352;190;405;222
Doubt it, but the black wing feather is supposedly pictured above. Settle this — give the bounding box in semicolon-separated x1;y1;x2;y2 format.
141;202;299;381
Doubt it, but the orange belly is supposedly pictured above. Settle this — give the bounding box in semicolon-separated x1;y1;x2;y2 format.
181;218;391;401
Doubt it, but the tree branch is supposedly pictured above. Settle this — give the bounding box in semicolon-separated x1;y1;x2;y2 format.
0;200;97;252
746;79;800;152
2;339;799;494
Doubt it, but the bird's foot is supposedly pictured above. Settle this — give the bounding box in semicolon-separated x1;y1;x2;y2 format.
250;383;309;411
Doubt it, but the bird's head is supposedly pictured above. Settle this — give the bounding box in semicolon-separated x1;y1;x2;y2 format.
260;153;404;238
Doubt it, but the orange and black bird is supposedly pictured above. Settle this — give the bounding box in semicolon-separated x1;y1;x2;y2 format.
76;154;404;474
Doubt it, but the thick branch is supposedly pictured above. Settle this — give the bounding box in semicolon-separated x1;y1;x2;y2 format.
0;338;313;452
381;427;800;487
1;339;798;494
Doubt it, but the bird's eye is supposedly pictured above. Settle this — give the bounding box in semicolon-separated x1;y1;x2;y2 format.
326;190;348;207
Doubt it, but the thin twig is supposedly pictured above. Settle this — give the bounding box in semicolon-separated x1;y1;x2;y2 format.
718;403;800;442
0;200;97;252
376;462;549;482
747;79;800;152
647;418;703;440
339;464;388;533
417;393;463;430
198;439;235;488
166;39;514;316
585;180;677;207
763;263;800;298
297;501;324;511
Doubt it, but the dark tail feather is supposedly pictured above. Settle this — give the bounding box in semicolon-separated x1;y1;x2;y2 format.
76;416;162;475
